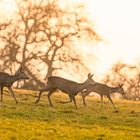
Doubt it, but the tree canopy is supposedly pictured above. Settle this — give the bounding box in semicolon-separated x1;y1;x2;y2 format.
0;0;100;89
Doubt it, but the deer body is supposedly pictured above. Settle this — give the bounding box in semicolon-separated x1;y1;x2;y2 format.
0;67;29;104
81;82;125;109
35;73;95;109
46;76;91;95
0;73;23;87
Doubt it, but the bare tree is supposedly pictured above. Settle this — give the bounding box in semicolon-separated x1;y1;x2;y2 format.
103;61;140;100
0;0;100;89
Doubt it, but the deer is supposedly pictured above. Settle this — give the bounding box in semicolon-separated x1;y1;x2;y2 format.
81;82;125;110
0;67;29;104
35;73;95;109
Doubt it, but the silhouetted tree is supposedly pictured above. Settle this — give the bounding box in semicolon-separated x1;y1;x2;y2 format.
0;0;100;89
103;61;140;100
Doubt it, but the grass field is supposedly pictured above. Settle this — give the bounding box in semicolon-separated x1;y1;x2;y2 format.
0;89;140;140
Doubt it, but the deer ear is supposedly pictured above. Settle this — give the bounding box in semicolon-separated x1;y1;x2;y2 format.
90;74;94;78
88;73;91;78
119;83;123;87
88;73;94;78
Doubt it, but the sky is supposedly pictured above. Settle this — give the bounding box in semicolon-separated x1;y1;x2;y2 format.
0;0;140;79
70;0;140;78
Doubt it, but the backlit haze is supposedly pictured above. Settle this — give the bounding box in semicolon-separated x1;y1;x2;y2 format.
1;0;140;80
70;0;140;79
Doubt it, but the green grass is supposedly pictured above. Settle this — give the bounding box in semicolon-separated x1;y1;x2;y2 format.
0;89;140;140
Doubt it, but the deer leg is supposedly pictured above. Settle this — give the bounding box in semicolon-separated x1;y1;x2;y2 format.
107;95;116;109
35;87;49;103
82;94;87;107
82;91;89;98
8;87;18;104
0;86;3;102
59;94;72;104
0;86;2;102
100;95;103;108
81;91;89;107
47;89;56;107
72;95;77;110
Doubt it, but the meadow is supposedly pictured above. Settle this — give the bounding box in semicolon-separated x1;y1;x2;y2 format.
0;89;140;140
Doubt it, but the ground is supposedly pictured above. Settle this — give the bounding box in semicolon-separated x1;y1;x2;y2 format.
0;89;140;140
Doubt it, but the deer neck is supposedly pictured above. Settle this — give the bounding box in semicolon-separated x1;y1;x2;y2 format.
110;87;119;93
9;74;21;83
77;81;90;92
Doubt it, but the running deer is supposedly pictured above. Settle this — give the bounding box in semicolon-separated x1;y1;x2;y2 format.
35;73;95;109
81;82;125;109
0;67;29;104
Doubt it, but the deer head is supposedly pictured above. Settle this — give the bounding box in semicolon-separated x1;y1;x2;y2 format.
118;83;125;95
84;73;95;86
16;66;29;80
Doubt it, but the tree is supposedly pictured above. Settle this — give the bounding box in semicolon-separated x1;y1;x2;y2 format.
103;61;140;100
0;0;100;89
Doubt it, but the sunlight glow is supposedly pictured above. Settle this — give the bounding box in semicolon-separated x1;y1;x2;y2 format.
70;0;140;77
0;0;17;19
1;0;140;79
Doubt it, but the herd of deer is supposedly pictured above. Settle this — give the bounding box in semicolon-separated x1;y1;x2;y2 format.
0;67;125;110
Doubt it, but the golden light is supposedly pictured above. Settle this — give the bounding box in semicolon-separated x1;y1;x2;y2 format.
0;0;17;18
63;0;140;81
1;0;140;79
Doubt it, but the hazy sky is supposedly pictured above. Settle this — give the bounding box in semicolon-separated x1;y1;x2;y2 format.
89;0;140;76
70;0;140;77
1;0;140;78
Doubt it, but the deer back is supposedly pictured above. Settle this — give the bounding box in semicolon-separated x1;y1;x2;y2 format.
0;72;10;83
47;76;81;93
47;73;94;94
